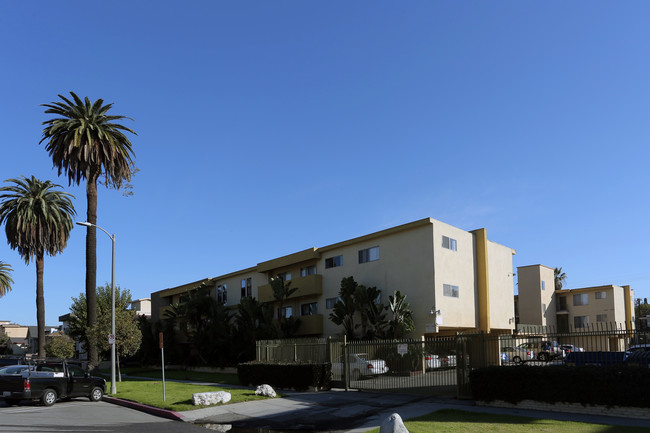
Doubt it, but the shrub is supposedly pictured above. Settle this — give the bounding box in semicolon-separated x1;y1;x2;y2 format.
237;361;332;391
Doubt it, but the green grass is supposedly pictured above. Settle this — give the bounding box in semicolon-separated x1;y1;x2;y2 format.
364;410;650;433
113;367;240;385
106;379;269;412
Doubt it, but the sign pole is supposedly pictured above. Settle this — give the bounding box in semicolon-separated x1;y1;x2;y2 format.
159;332;166;401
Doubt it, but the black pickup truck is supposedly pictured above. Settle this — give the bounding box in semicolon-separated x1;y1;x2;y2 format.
0;360;105;406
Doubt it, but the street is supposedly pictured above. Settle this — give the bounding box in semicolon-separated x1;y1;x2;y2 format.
0;399;207;433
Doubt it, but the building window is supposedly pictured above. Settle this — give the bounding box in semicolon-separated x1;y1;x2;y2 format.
301;302;318;316
281;306;293;318
241;278;252;298
217;284;227;305
443;284;459;298
542;303;547;314
325;255;343;269
442;236;457;251
276;272;291;282
595;291;606;300
574;315;589;329
541;281;546;291
358;246;380;264
300;265;316;277
573;293;588;306
326;297;339;309
597;314;608;322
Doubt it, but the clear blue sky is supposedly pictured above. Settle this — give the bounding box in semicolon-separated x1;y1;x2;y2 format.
1;1;649;326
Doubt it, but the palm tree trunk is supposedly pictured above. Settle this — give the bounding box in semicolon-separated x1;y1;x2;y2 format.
36;254;46;358
86;173;98;368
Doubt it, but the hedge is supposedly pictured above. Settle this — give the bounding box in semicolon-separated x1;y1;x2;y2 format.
237;361;332;391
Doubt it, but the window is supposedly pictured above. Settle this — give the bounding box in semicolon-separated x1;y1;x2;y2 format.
541;281;546;291
300;265;316;277
326;297;339;309
281;306;293;318
325;255;343;269
358;246;380;264
301;302;318;316
597;314;608;322
217;284;227;305
241;278;252;298
595;291;606;300
276;271;291;282
443;284;459;298
574;315;589;329
542;303;547;314
442;236;457;251
573;293;588;306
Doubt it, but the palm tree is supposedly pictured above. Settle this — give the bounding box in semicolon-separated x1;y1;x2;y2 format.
40;92;136;367
388;290;415;339
554;267;567;290
0;261;13;298
0;176;75;357
329;276;359;340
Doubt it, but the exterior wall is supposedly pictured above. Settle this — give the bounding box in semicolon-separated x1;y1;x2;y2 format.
517;265;554;326
432;221;478;331
560;285;632;329
487;240;516;330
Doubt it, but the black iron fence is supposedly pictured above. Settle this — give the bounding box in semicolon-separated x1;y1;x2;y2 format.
256;324;648;398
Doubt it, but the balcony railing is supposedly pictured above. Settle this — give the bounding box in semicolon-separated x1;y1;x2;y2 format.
295;314;324;336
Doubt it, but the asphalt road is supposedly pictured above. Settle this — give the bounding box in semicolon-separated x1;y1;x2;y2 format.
0;398;207;433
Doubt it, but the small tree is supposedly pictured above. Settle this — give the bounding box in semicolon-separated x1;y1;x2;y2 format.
45;334;75;359
269;275;299;336
0;333;10;355
329;277;359;339
387;290;415;339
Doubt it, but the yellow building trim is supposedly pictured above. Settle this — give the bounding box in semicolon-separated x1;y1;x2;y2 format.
472;228;490;332
257;248;320;273
623;285;632;330
156;278;213;298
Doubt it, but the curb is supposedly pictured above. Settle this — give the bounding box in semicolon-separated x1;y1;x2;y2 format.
103;396;185;421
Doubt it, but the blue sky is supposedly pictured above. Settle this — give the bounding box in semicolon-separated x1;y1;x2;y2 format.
1;1;649;326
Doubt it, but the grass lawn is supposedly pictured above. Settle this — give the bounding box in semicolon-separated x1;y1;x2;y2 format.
364;409;650;433
113;367;240;385
106;379;270;412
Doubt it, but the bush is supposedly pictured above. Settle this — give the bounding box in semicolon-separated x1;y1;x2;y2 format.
237;361;332;391
470;365;650;408
45;334;75;359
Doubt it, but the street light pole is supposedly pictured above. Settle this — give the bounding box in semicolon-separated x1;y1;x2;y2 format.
77;221;117;395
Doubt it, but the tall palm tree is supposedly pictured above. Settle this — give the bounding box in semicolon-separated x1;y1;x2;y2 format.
0;176;75;357
554;267;567;290
0;261;13;297
40;92;136;367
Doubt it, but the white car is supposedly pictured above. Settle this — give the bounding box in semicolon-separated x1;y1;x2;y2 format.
501;346;535;364
424;354;441;369
332;353;388;379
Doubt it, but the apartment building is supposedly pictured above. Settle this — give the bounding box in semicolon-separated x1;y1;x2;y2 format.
151;217;517;338
515;264;635;343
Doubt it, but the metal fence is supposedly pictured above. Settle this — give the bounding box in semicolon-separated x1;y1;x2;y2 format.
256;324;647;399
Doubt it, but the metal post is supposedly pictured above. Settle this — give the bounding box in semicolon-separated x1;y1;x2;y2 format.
110;233;116;395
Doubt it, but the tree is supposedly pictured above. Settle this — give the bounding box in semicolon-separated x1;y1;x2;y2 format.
329;277;359;340
354;284;387;339
45;334;75;359
0;332;10;355
235;296;277;360
269;276;299;337
69;283;141;378
387;290;415;339
41;92;136;368
0;261;13;297
0;176;75;357
554;267;567;290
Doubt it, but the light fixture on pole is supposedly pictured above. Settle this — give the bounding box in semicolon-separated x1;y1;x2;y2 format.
77;221;117;395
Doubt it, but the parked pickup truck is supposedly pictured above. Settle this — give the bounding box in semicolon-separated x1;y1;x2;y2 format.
0;360;105;406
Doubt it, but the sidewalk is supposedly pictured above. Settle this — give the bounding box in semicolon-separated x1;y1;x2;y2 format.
105;383;650;432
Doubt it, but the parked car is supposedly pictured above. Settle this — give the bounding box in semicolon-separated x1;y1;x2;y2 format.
560;344;584;354
331;353;388;380
424;354;441;369
501;346;535;364
440;354;457;368
518;340;563;362
627;344;650;353
0;360;105;406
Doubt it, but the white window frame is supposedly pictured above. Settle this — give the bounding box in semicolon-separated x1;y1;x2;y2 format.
442;236;457;251
443;284;459;298
574;315;589;329
358;246;380;264
325;255;343;269
595;291;606;300
573;293;588;306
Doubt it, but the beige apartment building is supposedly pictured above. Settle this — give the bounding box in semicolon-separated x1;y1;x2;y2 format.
151;217;517;338
515;264;634;350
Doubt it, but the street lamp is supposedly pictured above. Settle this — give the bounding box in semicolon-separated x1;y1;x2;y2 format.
77;221;117;395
